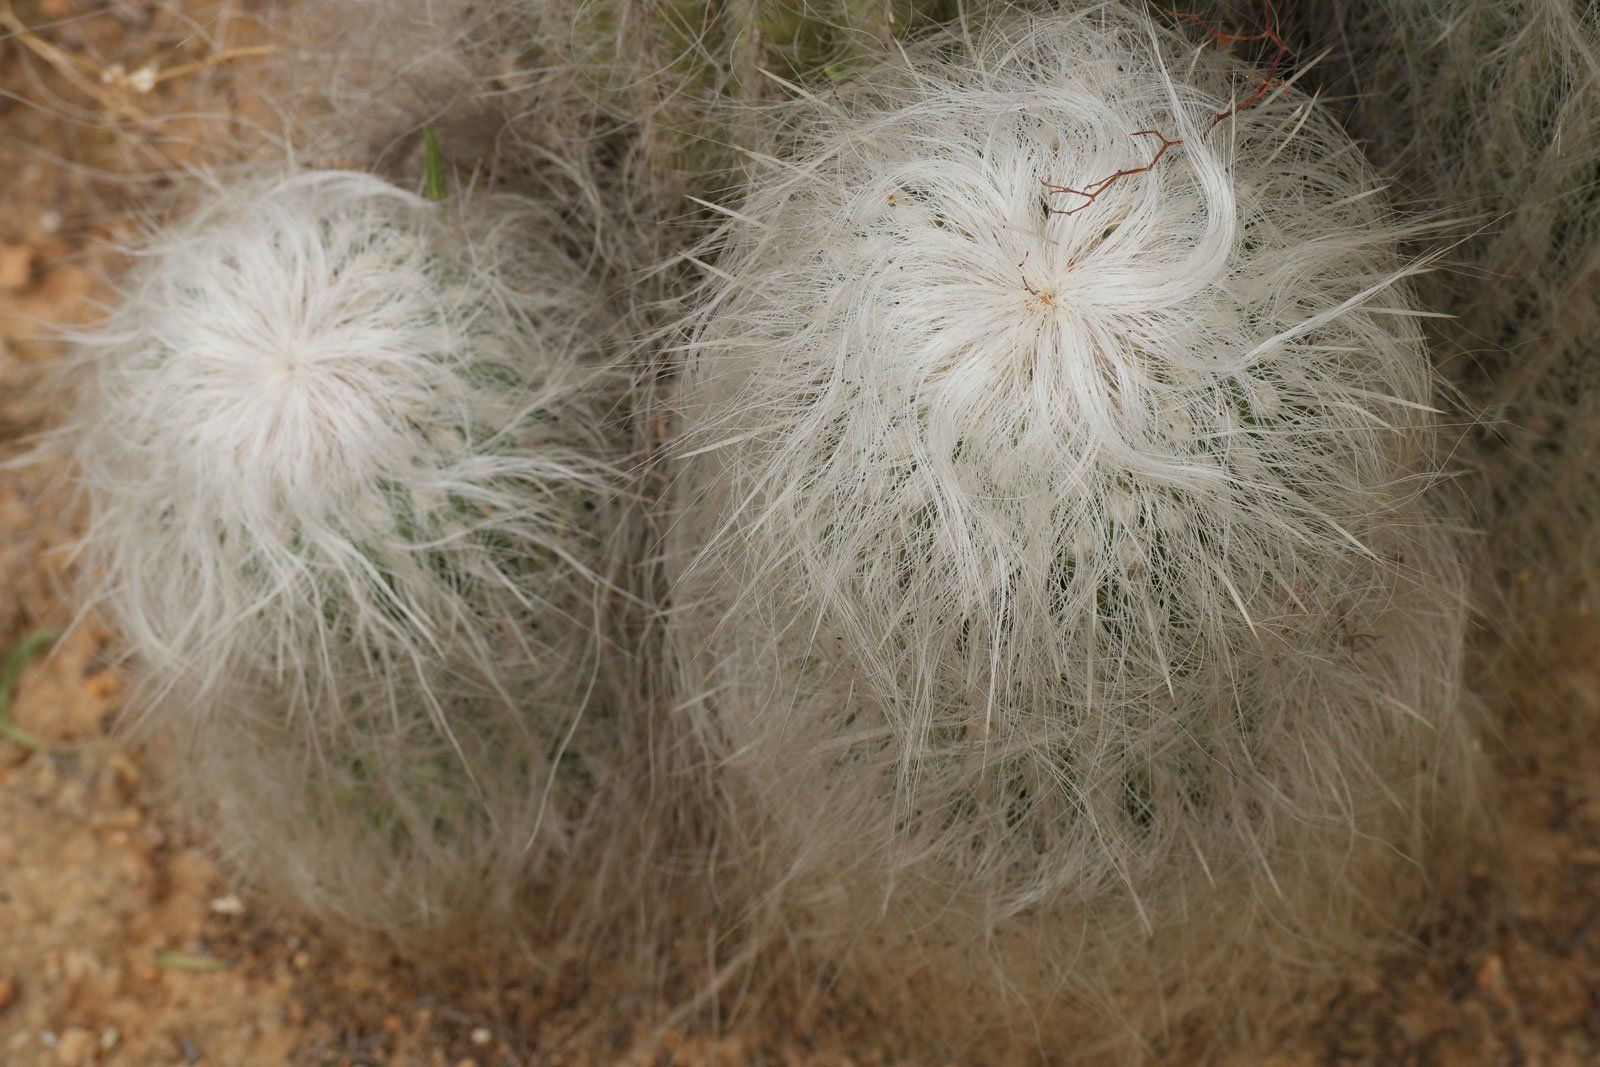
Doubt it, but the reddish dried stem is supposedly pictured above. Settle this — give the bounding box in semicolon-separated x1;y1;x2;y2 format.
1165;0;1289;131
1040;2;1289;216
1042;129;1184;216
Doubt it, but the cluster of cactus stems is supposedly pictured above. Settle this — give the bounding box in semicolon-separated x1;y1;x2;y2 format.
50;0;1595;1059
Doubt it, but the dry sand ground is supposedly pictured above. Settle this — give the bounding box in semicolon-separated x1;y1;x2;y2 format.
2;1;1599;1062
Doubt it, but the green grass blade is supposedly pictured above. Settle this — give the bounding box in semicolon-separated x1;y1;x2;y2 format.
153;952;230;973
423;125;448;202
0;628;59;750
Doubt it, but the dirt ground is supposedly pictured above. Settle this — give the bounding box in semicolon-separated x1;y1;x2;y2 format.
2;1;1599;1063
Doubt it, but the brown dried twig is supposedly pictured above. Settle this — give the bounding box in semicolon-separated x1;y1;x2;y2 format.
1165;0;1289;131
1040;2;1289;217
1042;128;1183;216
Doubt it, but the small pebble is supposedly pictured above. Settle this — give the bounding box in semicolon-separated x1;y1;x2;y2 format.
470;1027;492;1047
54;1027;94;1065
0;974;16;1013
209;895;245;916
106;754;141;795
0;245;34;292
85;671;123;701
103;807;142;830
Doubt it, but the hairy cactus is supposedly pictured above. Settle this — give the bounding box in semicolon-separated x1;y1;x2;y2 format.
526;0;964;200
1305;0;1600;659
666;5;1480;1056
72;169;629;947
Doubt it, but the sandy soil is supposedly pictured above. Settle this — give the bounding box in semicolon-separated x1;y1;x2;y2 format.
2;1;1599;1062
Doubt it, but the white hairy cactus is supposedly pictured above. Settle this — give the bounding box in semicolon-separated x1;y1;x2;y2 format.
72;169;628;945
667;4;1480;1056
1308;0;1600;659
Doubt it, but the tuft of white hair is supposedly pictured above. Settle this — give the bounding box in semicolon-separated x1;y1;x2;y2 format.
665;4;1482;1057
71;169;630;947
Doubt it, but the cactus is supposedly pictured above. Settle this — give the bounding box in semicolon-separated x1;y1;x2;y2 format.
71;169;630;948
1306;0;1600;659
666;5;1481;1057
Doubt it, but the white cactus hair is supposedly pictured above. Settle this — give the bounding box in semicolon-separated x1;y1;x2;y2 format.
667;3;1481;1055
1307;0;1600;663
71;168;631;946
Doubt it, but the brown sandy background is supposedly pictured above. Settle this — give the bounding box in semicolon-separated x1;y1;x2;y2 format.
2;1;1599;1061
